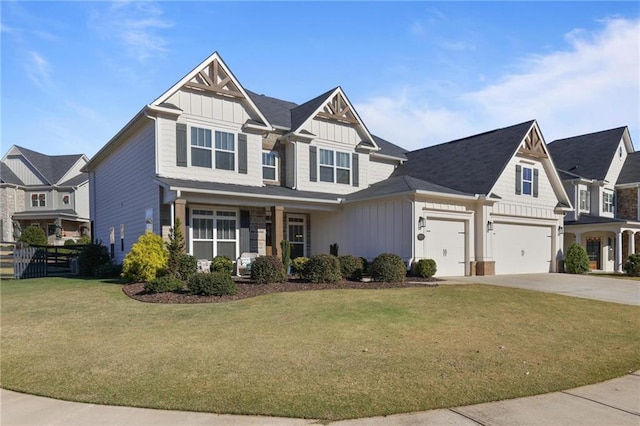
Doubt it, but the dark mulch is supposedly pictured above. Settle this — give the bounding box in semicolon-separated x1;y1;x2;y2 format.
122;276;440;304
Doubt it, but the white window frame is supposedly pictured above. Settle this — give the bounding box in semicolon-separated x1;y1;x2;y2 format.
603;191;614;214
262;150;278;181
190;126;213;168
31;193;46;208
579;188;590;212
190;208;239;260
214;130;236;171
319;148;351;185
521;167;533;196
188;125;237;171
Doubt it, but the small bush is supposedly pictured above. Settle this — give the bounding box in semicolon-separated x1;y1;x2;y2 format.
63;239;77;246
624;253;640;277
414;259;437;278
359;257;369;274
76;235;92;245
18;226;47;246
187;272;237;296
565;242;590;274
339;255;364;280
145;275;184;294
178;254;197;280
251;256;286;284
370;253;406;283
291;257;309;275
280;240;291;274
78;243;111;277
166;218;185;279
303;254;342;283
95;262;122;279
211;255;233;274
122;232;168;283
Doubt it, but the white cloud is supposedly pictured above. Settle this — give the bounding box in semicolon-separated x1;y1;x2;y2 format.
89;1;172;62
26;51;53;90
357;17;640;150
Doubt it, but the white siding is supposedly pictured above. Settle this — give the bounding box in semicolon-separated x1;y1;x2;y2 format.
367;157;398;186
91;121;158;263
604;139;628;186
74;181;90;219
311;198;412;261
166;90;250;125
304;119;365;147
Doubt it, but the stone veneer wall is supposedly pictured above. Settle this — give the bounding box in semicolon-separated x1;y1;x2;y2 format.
617;187;638;221
248;207;267;255
0;186;25;242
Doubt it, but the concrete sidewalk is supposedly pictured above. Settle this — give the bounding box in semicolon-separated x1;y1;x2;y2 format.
3;372;639;425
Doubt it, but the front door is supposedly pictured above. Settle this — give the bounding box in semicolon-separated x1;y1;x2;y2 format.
287;215;306;259
586;238;601;270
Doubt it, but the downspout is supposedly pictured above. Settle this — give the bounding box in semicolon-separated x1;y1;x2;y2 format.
403;195;415;270
144;111;159;174
292;141;298;190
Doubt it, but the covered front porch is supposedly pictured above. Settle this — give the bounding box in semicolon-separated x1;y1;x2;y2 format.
12;210;90;245
564;216;640;273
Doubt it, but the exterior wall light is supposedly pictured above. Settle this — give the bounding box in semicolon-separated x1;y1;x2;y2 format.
487;221;494;232
418;216;426;230
558;226;564;235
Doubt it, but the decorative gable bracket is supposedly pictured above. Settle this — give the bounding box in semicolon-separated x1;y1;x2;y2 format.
518;128;548;159
316;93;359;124
184;58;245;99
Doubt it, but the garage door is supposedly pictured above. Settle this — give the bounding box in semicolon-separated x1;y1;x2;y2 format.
425;219;466;276
493;222;552;274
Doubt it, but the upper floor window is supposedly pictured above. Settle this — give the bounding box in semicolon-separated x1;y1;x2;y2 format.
603;192;614;213
522;167;533;195
62;195;70;205
319;148;350;184
31;193;46;207
262;151;278;181
190;127;235;170
579;189;590;212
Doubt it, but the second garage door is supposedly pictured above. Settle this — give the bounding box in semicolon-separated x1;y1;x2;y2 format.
493;222;552;274
425;219;466;276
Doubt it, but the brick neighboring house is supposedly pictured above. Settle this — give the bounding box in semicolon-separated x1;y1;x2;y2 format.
547;128;639;272
0;145;90;244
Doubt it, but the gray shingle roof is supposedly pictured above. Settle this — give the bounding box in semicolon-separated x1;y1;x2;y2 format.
1;162;24;185
372;135;408;161
547;127;627;181
245;90;297;129
290;88;336;131
13;145;84;185
59;173;89;187
618;151;640;184
392;120;535;196
346;175;471;202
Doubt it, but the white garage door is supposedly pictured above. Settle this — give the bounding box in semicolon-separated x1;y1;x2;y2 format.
425;219;466;276
493;222;552;274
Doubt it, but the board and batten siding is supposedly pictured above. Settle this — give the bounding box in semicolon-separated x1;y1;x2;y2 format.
311;198;412;261
304;119;366;147
165;90;251;125
3;157;44;186
74;182;90;219
91;121;158;263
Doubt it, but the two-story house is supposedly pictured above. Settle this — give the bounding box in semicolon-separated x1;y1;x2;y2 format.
85;52;572;276
0;145;90;244
547;127;639;272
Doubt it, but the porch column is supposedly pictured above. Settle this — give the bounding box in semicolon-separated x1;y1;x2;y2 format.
271;206;284;259
616;231;623;273
174;199;187;252
630;231;636;256
574;232;582;246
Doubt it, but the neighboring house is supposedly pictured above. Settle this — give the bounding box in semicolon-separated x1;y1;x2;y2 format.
547;127;639;272
85;52;572;275
0;145;90;244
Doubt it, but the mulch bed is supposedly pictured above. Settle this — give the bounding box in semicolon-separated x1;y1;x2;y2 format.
122;276;440;304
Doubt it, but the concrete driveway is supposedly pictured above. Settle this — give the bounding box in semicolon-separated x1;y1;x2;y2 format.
444;273;640;306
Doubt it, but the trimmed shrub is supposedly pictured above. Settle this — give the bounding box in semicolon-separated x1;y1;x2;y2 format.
187;272;237;296
370;253;406;283
564;242;590;274
78;243;111;277
211;255;233;274
303;254;342;283
624;253;640;277
178;254;197;280
95;262;122;279
63;239;77;246
251;255;286;284
339;255;364;280
145;275;184;293
291;257;309;275
122;232;168;283
414;259;437;278
280;240;291;274
18;226;47;246
166;218;185;279
76;235;92;245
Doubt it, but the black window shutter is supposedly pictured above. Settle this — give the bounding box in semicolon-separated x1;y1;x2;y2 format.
176;123;187;167
352;153;359;187
240;210;250;254
533;169;539;198
309;146;317;182
515;165;522;195
238;134;248;174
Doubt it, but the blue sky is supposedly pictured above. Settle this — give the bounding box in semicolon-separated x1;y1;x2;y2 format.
1;1;639;158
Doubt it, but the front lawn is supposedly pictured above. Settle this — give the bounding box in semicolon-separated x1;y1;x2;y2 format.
1;278;639;421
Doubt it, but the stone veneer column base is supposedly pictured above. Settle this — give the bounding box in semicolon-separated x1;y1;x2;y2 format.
476;261;495;276
468;261;477;276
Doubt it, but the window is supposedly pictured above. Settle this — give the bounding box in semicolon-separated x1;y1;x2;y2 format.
191;127;212;168
522;167;533;195
579;188;590;212
215;131;235;170
287;215;306;258
319;148;350;184
31;193;46;207
191;209;238;260
62;195;70;205
603;192;614;213
262;151;278;181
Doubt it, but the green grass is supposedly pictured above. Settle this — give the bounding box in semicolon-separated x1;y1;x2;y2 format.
1;278;639;421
